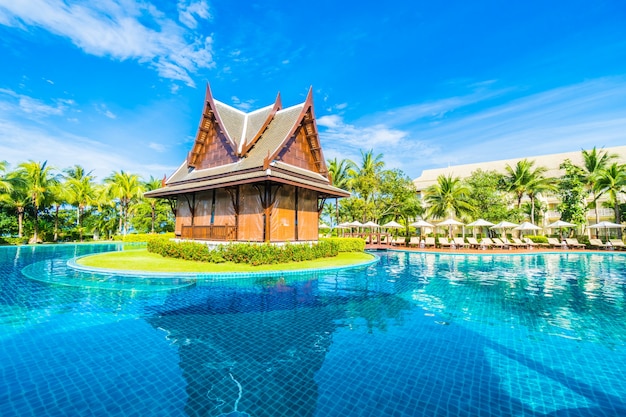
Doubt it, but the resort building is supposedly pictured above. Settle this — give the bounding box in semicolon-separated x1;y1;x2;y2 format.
145;85;349;242
413;145;626;225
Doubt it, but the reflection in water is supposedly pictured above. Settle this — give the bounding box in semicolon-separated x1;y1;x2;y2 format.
147;274;412;417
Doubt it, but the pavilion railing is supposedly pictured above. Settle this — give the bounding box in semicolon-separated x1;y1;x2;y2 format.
180;225;237;241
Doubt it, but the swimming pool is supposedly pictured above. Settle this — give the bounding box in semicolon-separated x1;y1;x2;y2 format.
1;244;625;416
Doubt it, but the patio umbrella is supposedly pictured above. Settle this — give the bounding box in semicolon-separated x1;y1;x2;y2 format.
409;219;434;237
362;221;380;228
466;219;494;238
437;218;465;238
588;221;624;240
513;221;542;237
546;220;575;240
491;221;519;239
319;223;330;229
382;220;403;229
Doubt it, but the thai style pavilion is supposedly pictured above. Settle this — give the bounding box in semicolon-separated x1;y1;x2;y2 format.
145;85;350;242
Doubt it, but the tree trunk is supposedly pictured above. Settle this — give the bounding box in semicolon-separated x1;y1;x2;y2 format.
17;209;24;238
33;206;39;243
151;203;156;234
54;205;59;242
530;197;535;224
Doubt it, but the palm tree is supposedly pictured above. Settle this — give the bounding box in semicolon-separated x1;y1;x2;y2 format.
504;159;534;209
64;165;96;240
524;167;556;224
351;149;385;203
143;176;163;234
595;162;626;226
1;169;29;238
424;174;474;220
327;157;355;227
17;160;59;243
104;170;144;235
0;161;12;194
581;147;618;224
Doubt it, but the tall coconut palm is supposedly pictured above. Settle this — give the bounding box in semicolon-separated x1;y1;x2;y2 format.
2;170;29;238
17;160;59;243
0;160;12;194
524;166;556;224
424;174;474;221
64;165;96;239
143;176;163;234
596;162;626;226
104;170;144;235
351;149;385;203
581;147;619;224
327;157;355;227
504;159;534;209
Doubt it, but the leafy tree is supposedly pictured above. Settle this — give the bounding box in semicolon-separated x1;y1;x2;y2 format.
557;159;588;229
1;170;29;238
580;147;618;224
525;168;556;224
17;160;59;242
64;165;97;240
424;174;474;220
0;161;12;194
376;169;422;236
350;149;385;204
327;157;355;227
596;162;626;225
104;171;144;235
464;169;510;222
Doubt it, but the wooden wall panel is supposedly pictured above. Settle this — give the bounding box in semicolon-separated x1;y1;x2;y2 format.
270;185;296;241
193;191;212;226
213;188;236;226
175;198;192;235
297;188;318;241
238;184;264;241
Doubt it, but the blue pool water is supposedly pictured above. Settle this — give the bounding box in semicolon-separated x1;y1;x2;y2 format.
1;244;626;416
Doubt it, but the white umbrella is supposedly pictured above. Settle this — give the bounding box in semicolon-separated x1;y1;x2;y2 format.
437;218;465;238
382;220;403;229
319;222;330;229
362;221;380;228
466;219;494;238
514;222;541;231
588;221;623;240
409;219;434;238
491;221;519;239
346;221;364;227
546;220;576;239
514;222;542;237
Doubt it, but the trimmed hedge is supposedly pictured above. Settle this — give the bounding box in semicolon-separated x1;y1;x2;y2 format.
0;237;29;245
319;237;365;252
147;238;340;266
114;233;176;243
526;235;549;244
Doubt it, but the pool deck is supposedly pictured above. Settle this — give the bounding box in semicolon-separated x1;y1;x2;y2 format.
370;245;621;255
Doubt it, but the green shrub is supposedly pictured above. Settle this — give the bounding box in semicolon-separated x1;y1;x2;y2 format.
0;237;29;245
526;235;548;244
114;233;175;243
577;235;590;247
147;238;338;265
319;237;364;252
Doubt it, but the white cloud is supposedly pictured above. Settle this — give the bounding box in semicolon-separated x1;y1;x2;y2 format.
177;0;210;29
0;88;73;116
149;142;166;152
94;103;116;119
0;0;214;86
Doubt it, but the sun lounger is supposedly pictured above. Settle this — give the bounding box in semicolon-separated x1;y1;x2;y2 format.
480;237;496;249
454;237;469;248
424;237;436;248
392;236;406;246
589;238;609;249
547;237;565;248
438;237;453;248
523;237;540;248
609;239;626;250
492;237;510;249
408;236;420;247
466;237;481;249
565;238;585;249
511;237;530;248
502;238;523;248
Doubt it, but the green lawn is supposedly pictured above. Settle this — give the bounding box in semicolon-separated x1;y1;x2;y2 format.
76;248;376;273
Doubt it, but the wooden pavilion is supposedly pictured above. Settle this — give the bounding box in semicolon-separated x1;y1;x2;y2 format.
145;84;350;242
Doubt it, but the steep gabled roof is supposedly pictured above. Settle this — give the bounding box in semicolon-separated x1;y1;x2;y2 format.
146;85;349;199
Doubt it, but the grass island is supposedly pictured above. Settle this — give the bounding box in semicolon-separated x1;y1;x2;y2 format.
76;248;376;273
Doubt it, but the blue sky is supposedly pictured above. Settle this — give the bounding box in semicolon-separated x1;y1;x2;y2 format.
0;0;625;182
